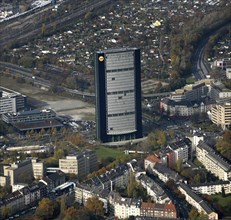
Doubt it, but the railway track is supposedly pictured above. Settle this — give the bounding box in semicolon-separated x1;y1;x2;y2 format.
0;0;114;47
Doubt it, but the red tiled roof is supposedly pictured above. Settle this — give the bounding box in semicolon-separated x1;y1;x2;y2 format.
164;201;177;212
141;202;155;209
145;155;161;163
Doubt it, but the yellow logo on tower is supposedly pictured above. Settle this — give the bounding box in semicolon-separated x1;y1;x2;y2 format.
99;56;104;62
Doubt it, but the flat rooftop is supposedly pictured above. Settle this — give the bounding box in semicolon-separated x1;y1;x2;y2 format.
13;119;63;131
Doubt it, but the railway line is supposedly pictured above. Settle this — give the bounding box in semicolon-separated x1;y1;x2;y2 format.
0;0;114;47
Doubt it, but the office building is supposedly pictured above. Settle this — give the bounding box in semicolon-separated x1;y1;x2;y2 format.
4;159;33;185
32;158;45;180
59;149;98;177
95;48;142;142
0;86;27;115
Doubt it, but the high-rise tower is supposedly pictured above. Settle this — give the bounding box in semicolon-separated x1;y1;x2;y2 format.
95;48;142;143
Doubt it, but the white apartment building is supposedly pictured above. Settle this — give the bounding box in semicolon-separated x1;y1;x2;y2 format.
211;102;231;130
167;140;190;163
110;194;141;219
191;181;231;195
178;183;218;220
196;141;231;181
75;184;108;213
136;173;170;204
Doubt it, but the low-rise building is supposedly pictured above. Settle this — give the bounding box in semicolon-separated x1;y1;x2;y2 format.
2;108;63;132
2;109;56;124
196;141;231;181
144;155;161;170
178;183;218;220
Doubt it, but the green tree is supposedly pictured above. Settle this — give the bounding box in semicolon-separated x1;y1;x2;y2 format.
127;174;137;197
189;207;209;220
1;206;11;219
168;129;175;139
41;23;46;36
176;159;183;173
63;207;78;220
35;198;60;220
54;148;65;160
19;56;34;68
40;128;46;136
193;173;201;184
85;197;105;217
216;130;231;160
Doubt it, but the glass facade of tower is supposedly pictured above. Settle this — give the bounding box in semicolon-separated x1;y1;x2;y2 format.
95;48;142;143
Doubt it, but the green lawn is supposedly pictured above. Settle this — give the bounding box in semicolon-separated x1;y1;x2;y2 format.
193;158;204;168
95;146;124;160
186;76;196;84
210;194;231;216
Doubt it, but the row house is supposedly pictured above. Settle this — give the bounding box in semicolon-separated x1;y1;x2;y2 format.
20;182;47;206
75;184;109;213
178;183;218;220
83;163;130;191
191;181;231;195
0;182;47;218
108;192;177;219
140;202;177;219
152;163;182;184
109;192;141;219
196;141;231;181
136;173;170;204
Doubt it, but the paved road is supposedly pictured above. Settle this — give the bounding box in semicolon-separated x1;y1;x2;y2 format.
192;23;231;80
